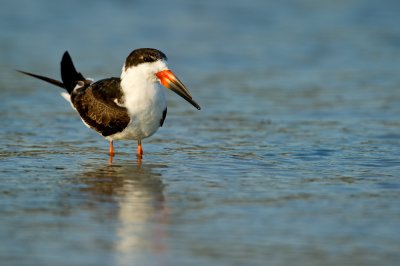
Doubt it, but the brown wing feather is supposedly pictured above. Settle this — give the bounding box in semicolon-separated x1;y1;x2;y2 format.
71;78;130;137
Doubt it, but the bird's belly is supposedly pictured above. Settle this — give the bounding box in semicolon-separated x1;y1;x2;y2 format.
107;103;165;141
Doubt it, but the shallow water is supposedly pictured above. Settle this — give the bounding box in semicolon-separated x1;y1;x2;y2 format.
1;0;400;265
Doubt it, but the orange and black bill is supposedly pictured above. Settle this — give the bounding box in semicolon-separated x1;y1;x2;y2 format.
156;70;201;110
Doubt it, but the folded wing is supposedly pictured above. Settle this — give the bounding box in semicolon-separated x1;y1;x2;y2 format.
71;78;131;137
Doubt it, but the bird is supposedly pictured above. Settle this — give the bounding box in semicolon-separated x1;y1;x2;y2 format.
18;48;201;161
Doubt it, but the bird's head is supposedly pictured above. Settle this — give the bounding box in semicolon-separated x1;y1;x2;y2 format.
121;48;201;110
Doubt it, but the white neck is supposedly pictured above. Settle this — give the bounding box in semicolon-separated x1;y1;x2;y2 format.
120;60;168;116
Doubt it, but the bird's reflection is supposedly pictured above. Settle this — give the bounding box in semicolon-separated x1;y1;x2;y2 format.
78;162;169;266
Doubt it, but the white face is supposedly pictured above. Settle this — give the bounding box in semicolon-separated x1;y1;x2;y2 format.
120;58;201;110
121;60;168;83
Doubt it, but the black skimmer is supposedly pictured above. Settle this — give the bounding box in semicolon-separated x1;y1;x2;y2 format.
18;48;201;161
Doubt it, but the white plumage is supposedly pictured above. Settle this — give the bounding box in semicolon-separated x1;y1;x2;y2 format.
108;60;168;141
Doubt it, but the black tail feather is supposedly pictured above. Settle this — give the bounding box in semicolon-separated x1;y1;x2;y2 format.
17;51;85;94
61;51;85;93
16;70;65;89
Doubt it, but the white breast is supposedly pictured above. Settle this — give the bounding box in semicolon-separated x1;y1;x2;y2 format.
107;61;168;141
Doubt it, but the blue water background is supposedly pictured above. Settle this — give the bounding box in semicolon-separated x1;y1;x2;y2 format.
1;0;400;265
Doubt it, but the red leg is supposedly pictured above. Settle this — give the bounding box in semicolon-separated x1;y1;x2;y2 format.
109;140;115;156
137;140;143;159
109;141;115;164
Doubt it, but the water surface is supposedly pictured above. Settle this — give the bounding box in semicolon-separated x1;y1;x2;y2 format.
1;0;400;265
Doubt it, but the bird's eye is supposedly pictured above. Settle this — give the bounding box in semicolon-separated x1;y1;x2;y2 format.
143;56;152;62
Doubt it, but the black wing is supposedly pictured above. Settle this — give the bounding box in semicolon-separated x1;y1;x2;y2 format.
160;107;167;127
61;51;86;93
17;51;83;93
16;70;65;89
70;78;131;137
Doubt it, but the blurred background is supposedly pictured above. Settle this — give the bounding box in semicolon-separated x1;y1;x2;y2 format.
1;0;400;265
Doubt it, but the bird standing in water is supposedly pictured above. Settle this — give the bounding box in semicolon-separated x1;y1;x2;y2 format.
18;48;201;162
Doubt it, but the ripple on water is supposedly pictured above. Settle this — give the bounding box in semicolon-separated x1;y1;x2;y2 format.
1;0;400;265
